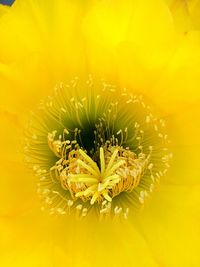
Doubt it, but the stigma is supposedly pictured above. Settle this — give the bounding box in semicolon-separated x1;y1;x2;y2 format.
49;136;148;205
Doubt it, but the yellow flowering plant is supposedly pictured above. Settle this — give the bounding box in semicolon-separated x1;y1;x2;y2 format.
0;0;200;266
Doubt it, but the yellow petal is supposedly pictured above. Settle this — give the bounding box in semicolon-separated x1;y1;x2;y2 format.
0;0;87;116
0;108;36;215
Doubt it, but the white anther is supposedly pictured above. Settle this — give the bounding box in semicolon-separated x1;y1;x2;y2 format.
100;208;109;214
57;208;66;215
139;197;144;204
117;129;122;135
151;174;155;182
64;129;69;134
140;191;145;198
33;165;39;171
76;204;83;210
114;206;122;215
135;122;140;128
82;208;88;217
150;184;154;192
45;197;52;204
42;189;50;195
67;200;74;207
102;200;107;206
61;107;66;113
148;163;154;170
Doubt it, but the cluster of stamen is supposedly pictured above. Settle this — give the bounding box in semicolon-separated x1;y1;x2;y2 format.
49;133;148;205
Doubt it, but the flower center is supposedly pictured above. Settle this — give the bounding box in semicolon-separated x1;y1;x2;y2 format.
24;77;172;219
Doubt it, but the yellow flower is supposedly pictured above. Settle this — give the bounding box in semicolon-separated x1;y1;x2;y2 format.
0;0;200;267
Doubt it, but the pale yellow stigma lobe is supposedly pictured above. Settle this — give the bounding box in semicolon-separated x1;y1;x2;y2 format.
71;147;125;204
49;140;148;205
